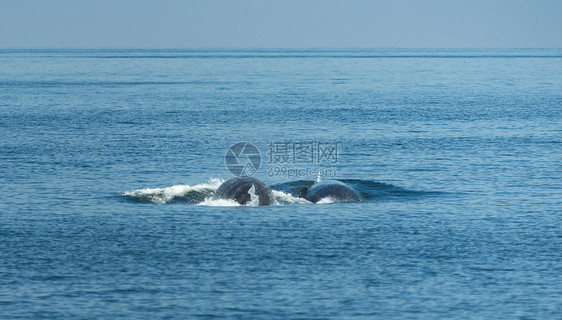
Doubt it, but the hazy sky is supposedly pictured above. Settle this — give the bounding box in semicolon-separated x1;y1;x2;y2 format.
1;0;561;48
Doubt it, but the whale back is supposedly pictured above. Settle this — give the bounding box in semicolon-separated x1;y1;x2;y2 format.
215;177;275;206
305;180;363;203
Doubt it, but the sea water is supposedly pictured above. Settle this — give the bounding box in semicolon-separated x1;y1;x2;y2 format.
1;48;561;318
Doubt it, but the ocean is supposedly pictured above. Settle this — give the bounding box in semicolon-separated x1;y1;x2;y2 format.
1;48;561;319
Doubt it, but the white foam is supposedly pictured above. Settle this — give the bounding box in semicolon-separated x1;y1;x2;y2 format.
122;178;224;204
197;197;241;207
247;184;260;207
316;197;336;204
198;184;260;207
272;190;312;205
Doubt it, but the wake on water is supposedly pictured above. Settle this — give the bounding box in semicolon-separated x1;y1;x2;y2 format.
120;178;435;206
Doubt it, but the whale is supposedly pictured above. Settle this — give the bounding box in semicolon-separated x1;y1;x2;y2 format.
305;180;364;203
214;176;275;206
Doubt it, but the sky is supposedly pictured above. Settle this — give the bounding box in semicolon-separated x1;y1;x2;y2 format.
1;0;561;48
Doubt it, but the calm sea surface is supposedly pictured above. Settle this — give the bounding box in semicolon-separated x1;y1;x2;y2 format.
1;48;561;319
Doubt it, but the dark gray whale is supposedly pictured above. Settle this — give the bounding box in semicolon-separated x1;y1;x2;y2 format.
305;180;364;203
214;177;275;206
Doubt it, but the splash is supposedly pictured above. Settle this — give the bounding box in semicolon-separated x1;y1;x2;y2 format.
197;198;241;207
272;190;312;205
316;197;336;204
121;179;223;204
247;184;260;207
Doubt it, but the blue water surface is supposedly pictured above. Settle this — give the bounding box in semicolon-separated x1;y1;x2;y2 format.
1;48;561;319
